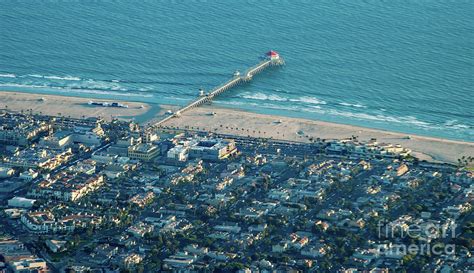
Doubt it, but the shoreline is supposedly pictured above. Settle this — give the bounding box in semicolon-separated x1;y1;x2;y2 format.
1;90;473;164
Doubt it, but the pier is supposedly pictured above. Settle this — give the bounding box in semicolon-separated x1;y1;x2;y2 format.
149;51;284;129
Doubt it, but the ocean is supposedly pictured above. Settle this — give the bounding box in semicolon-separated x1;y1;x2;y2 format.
1;1;473;141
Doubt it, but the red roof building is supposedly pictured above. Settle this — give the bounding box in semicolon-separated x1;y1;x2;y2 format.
266;50;280;60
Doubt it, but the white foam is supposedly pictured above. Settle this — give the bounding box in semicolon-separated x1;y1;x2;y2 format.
239;92;288;102
23;74;81;81
239;92;328;106
215;97;472;134
27;74;45;78
68;79;127;92
444;119;470;129
0;73;16;78
44;75;81;81
0;83;153;98
338;102;367;108
0;83;50;89
327;110;436;129
290;96;327;105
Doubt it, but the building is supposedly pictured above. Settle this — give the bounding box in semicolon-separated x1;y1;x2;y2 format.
129;191;155;207
188;139;237;161
39;130;73;150
121;253;144;269
21;211;102;233
45;240;67;253
31;173;105;202
3;148;73;170
107;136;141;156
128;143;159;161
163;252;196;269
127;222;154;238
19;169;39;181
266;50;280;61
11;258;47;273
0;114;50;146
8;197;36;208
67;159;96;175
71;123;104;145
91;151;118;164
0;166;15;178
20;211;57;233
0;239;32;262
167;145;189;162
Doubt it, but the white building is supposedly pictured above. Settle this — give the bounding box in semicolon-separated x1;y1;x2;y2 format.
167;145;189;161
8;197;36;208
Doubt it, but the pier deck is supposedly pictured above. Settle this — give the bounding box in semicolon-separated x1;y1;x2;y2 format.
149;51;284;129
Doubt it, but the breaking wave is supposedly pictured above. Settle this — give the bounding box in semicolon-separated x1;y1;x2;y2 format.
338;102;367;108
0;83;153;98
219;98;473;135
238;92;327;105
289;96;327;105
238;92;288;102
444;119;471;130
0;73;17;78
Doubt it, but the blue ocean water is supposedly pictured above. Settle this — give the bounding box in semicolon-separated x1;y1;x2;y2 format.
0;1;473;141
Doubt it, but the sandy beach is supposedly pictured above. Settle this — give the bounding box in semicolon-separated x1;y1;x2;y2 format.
0;91;155;122
2;91;472;164
156;105;474;164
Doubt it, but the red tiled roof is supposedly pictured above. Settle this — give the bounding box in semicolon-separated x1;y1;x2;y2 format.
266;50;279;56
